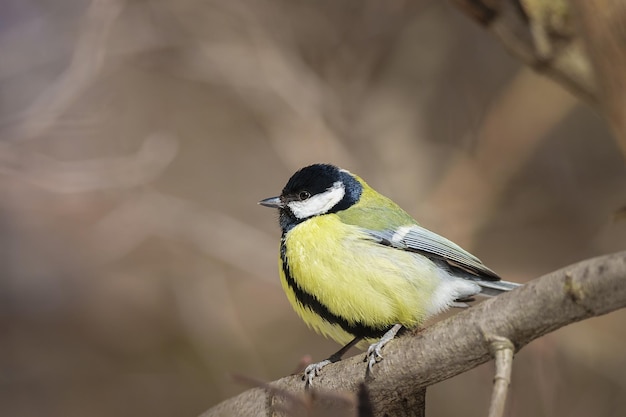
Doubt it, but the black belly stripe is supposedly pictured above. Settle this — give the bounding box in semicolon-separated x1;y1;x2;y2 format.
280;238;388;339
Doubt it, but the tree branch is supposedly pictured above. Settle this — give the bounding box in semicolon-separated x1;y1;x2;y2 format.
202;251;626;416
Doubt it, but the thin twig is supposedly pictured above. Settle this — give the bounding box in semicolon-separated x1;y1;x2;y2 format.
486;335;515;417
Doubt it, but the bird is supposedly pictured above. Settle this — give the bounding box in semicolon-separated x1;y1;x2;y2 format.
259;163;520;385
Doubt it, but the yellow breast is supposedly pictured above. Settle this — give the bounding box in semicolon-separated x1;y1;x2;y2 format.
279;214;439;345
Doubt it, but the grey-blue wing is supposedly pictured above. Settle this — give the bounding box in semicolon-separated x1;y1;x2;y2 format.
367;225;520;294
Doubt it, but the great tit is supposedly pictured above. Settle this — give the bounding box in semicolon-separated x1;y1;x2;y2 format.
259;163;519;385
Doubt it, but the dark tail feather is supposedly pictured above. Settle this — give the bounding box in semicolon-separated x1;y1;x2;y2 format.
476;279;521;297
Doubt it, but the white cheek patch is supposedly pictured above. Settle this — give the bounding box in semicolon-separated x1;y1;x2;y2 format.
288;181;346;219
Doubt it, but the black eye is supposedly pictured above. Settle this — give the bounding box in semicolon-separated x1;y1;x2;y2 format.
298;191;311;201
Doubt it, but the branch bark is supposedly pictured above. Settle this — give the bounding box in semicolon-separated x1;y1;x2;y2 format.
202;251;626;416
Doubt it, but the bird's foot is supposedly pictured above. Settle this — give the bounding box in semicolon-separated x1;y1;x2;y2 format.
303;359;331;386
365;339;389;372
364;324;403;372
302;336;362;386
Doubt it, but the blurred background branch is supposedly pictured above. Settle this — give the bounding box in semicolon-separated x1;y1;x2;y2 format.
1;1;624;416
572;0;626;159
0;132;177;192
451;0;596;103
451;0;626;161
3;0;124;143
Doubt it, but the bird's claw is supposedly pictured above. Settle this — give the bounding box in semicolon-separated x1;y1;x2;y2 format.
364;324;402;373
365;341;386;372
303;359;331;386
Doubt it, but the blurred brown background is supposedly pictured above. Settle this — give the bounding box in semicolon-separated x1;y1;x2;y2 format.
1;1;625;416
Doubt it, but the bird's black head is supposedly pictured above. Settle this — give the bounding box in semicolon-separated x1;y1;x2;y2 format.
259;163;363;231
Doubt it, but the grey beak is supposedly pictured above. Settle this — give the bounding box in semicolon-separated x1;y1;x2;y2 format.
258;196;284;209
